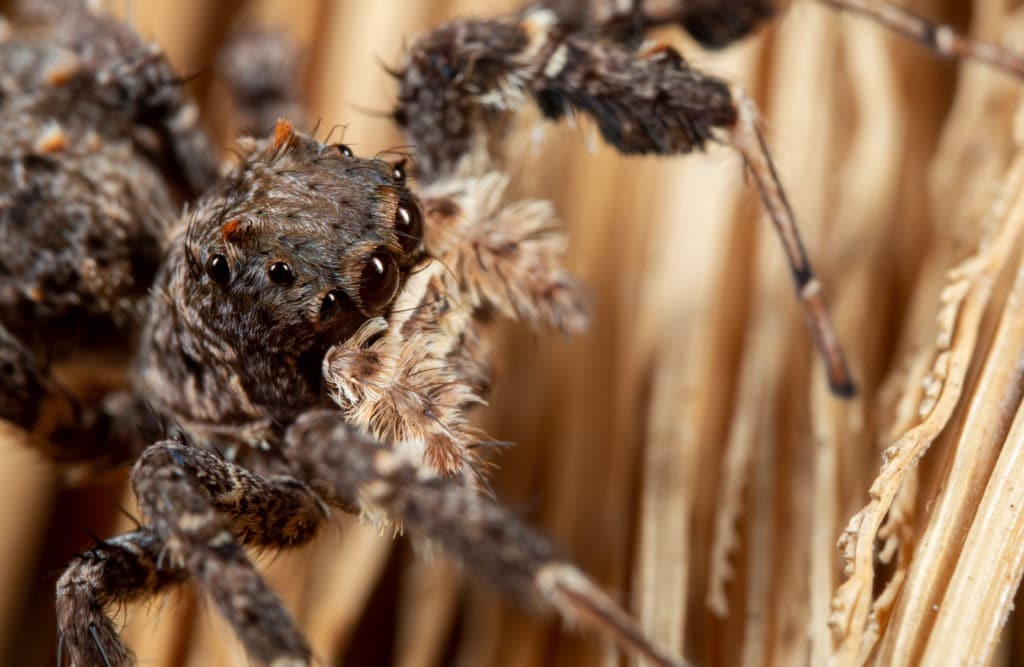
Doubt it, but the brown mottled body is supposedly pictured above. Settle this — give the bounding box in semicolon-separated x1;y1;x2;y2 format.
136;123;427;453
0;31;174;354
46;112;672;667
0;1;216;356
0;3;216;463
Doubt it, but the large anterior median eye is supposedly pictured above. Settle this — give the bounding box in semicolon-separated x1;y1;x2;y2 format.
358;250;400;312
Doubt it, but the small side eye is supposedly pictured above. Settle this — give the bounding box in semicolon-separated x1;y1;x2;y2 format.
319;290;346;318
395;193;423;254
333;143;353;158
391;160;406;184
268;261;294;285
206;254;230;286
319;289;358;320
358;251;400;313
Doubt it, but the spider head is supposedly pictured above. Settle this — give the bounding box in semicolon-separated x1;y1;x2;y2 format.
178;120;425;408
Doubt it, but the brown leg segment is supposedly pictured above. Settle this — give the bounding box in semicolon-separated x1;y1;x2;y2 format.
284;410;687;667
728;88;855;396
818;0;1024;80
131;441;323;666
396;9;855;395
56;530;185;667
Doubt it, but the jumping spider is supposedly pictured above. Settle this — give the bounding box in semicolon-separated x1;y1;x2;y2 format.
0;1;1021;666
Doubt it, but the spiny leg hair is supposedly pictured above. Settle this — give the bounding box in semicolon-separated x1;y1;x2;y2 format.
124;441;323;666
58;439;326;666
56;530;186;667
394;7;856;395
545;0;1024;79
285;409;686;667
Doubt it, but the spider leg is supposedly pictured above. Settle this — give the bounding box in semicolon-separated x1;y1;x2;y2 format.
727;88;854;395
0;321;77;442
130;441;326;666
541;0;778;49
0;322;147;470
548;0;1024;78
91;44;218;197
817;0;1024;79
56;529;186;667
395;9;855;395
56;441;326;665
284;410;687;667
47;4;219;195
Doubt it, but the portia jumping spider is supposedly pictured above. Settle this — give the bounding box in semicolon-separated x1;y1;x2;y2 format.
0;1;1021;666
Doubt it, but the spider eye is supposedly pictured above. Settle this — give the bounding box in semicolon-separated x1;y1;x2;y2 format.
392;160;406;184
333;143;353;158
206;254;230;286
395;194;423;254
358;251;400;312
268;261;294;285
319;290;350;318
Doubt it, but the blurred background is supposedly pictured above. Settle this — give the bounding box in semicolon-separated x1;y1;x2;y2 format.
4;0;1024;665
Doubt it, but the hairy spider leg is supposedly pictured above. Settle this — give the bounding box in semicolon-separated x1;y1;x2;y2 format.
395;8;856;395
285;409;688;667
55;410;692;667
130;442;325;665
818;0;1024;79
547;0;1024;80
728;89;855;396
56;440;327;666
56;530;186;667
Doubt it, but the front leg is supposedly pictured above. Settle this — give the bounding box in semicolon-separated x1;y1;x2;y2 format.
56;530;185;667
284;409;686;667
57;440;327;666
129;441;324;666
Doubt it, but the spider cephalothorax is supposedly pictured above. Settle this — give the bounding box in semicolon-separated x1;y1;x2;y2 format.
137;121;428;450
